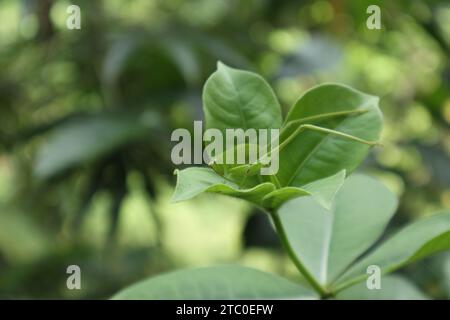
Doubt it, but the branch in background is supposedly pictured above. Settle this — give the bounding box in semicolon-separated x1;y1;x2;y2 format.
36;0;54;41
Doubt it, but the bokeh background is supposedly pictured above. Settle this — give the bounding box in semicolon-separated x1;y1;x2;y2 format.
0;0;449;299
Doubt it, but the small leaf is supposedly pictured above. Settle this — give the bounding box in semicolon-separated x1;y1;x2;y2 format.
262;187;310;210
171;167;276;205
203;62;282;132
112;265;317;300
262;170;345;209
301;169;346;209
276;84;382;187
229;162;264;177
277;174;397;286
334;212;450;290
173;167;345;210
208;143;263;188
337;275;428;300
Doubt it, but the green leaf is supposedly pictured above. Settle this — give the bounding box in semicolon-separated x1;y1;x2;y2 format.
173;167;345;210
337;275;428;300
35;112;158;180
262;187;310;210
301;169;346;209
334;212;450;290
171;167;276;205
276;84;382;187
112;265;317;300
208;143;263;188
262;170;346;210
229;162;264;178
277;174;397;287
203;62;282;132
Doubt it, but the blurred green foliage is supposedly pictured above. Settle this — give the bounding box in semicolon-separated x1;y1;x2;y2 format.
0;0;449;299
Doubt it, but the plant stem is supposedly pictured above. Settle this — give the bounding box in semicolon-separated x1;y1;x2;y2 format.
269;210;328;298
270;174;282;189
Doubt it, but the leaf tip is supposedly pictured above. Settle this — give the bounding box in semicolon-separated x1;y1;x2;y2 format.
217;60;232;72
216;60;225;69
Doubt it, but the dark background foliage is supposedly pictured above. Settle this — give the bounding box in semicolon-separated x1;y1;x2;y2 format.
0;0;449;298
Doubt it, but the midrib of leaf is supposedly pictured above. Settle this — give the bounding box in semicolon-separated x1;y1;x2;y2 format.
284;115;357;186
281;108;369;129
319;205;335;285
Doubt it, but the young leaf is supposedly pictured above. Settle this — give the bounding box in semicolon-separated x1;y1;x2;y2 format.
171;167;276;205
277;174;397;286
208;143;263;188
112;265;318;300
262;170;346;209
334;212;450;290
203;62;282;132
262;187;310;210
173;167;345;210
276;84;382;187
300;169;346;209
336;275;428;300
